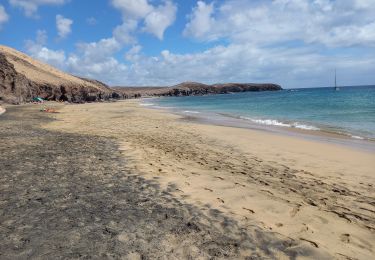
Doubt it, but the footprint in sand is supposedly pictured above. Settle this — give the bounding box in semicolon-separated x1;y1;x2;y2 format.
340;233;350;243
235;182;246;187
242;207;255;214
204;188;213;192
290;204;301;217
217;198;225;203
214;176;224;180
300;238;319;248
260;189;274;195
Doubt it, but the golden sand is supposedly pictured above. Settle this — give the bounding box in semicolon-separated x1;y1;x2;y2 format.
44;100;375;259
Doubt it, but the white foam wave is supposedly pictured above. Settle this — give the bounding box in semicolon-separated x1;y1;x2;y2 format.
250;118;291;127
351;135;364;140
183;110;200;114
240;116;319;131
292;123;320;131
140;103;154;106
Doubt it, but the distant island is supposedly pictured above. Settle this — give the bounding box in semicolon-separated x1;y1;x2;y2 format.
0;45;282;104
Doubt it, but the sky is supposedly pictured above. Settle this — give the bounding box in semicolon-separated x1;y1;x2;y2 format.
0;0;374;88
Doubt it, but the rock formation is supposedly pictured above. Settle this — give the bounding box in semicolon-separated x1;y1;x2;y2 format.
0;45;117;104
114;82;282;98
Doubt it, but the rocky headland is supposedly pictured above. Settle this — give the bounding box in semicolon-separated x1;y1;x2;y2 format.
0;45;120;104
113;82;282;98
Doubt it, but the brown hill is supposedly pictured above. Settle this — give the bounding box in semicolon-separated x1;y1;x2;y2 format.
114;81;282;98
0;45;117;104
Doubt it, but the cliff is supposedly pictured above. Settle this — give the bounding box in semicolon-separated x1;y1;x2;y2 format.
0;45;117;104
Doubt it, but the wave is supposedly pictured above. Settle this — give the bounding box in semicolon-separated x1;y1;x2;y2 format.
183;110;200;114
139;103;154;106
351;135;365;140
291;123;320;131
239;116;320;131
239;116;368;140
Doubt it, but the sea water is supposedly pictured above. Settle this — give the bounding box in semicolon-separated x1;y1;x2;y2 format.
147;86;375;141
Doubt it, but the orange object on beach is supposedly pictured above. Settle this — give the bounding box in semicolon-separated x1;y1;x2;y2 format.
40;108;59;113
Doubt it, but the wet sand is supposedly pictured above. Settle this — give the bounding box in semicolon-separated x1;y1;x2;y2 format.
1;101;374;259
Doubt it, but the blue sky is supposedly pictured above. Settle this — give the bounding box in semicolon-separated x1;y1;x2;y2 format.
0;0;374;88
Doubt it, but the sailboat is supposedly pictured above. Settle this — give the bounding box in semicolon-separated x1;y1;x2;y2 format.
334;69;339;91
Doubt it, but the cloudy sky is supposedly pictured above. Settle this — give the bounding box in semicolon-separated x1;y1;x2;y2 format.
0;0;374;88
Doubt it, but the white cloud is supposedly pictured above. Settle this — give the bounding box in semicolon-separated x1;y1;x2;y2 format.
24;36;375;88
183;0;375;47
67;37;128;83
105;43;375;87
75;37;122;63
36;29;47;44
9;0;68;17
25;32;127;84
143;1;177;40
183;1;215;40
66;54;128;83
0;5;9;28
22;0;375;88
111;0;177;41
111;0;152;19
125;44;142;62
113;20;138;44
56;14;73;39
25;30;66;68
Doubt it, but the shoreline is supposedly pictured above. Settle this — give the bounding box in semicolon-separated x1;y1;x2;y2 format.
140;98;375;153
42;100;375;259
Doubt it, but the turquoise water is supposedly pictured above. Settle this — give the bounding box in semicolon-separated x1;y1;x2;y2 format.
147;86;375;140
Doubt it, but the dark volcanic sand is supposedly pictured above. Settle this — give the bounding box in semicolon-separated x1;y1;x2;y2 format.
0;105;322;259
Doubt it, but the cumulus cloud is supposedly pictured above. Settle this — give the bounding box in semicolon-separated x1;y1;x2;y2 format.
111;0;177;41
113;20;138;44
111;0;153;19
99;43;374;87
23;0;375;88
143;1;177;40
75;38;121;63
9;0;68;17
25;32;127;84
0;5;9;28
25;36;375;88
183;1;215;40
125;44;142;62
65;37;127;84
183;0;375;47
56;14;73;39
25;30;66;69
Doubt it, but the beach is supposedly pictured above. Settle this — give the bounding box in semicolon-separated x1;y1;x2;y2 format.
1;101;374;259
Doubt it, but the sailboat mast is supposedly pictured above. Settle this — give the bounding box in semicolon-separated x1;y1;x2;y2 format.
335;69;337;88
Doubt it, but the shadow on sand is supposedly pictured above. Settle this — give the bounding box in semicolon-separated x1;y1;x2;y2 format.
0;106;328;259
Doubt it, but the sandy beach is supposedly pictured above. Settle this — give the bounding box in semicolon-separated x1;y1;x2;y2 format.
1;101;374;259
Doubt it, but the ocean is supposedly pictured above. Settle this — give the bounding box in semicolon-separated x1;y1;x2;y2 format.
142;85;375;141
